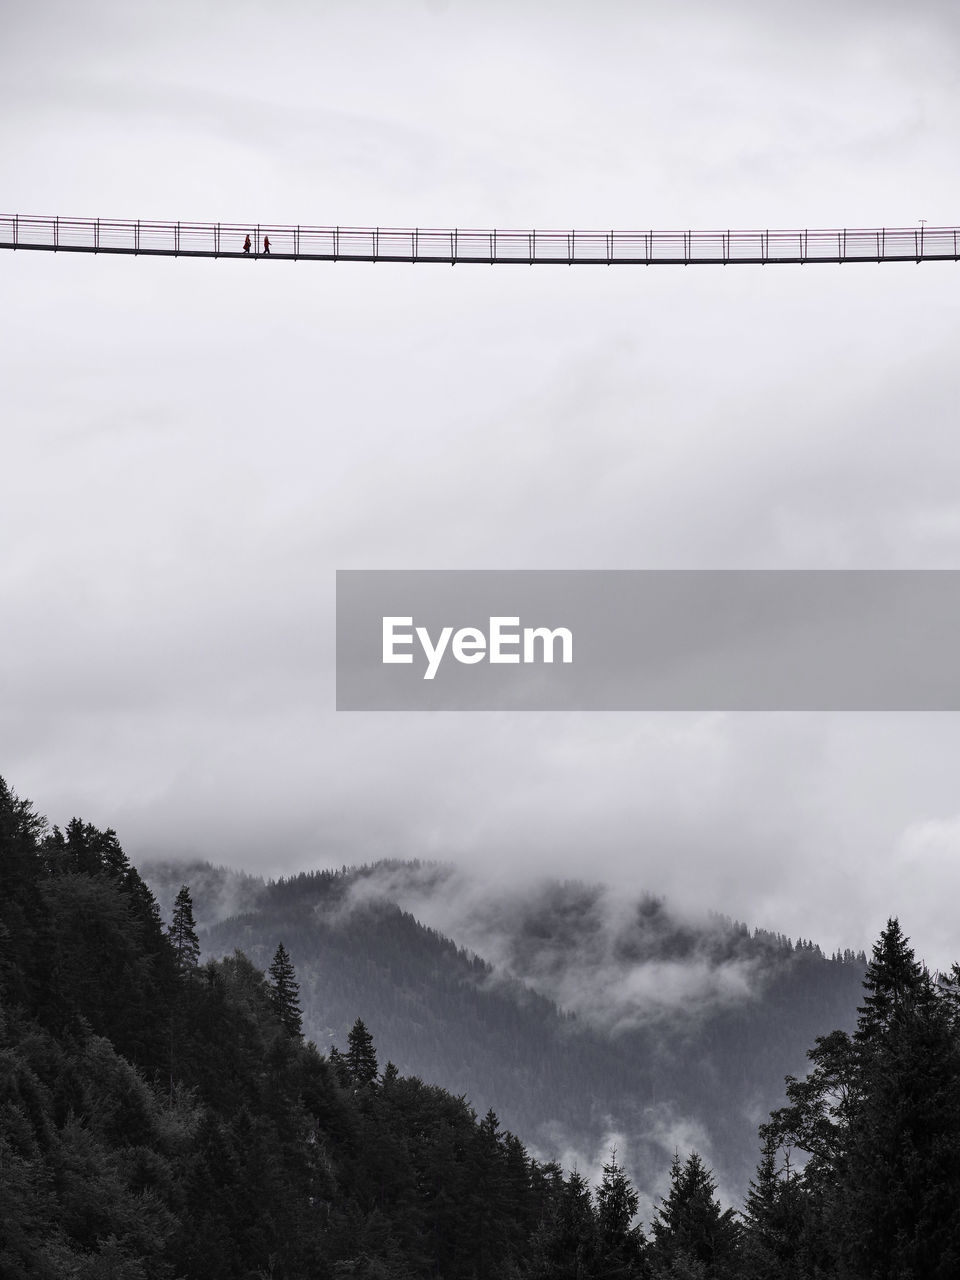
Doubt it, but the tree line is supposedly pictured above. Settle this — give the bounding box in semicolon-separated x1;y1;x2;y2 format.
2;777;958;1278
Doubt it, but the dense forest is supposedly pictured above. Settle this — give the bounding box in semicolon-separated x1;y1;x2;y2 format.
145;859;867;1200
3;777;960;1278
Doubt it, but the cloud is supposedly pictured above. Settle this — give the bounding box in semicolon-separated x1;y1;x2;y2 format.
334;861;792;1033
891;816;960;971
531;1108;729;1223
4;0;960;987
144;858;266;933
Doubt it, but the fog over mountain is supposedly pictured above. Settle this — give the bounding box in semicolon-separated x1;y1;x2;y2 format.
144;856;866;1209
338;861;805;1028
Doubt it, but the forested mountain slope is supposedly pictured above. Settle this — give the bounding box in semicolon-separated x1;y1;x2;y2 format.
145;858;867;1200
0;779;649;1278
5;780;959;1279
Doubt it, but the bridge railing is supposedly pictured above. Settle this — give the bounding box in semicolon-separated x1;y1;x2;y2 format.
2;214;958;263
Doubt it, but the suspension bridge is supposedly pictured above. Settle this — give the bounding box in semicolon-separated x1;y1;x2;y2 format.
2;214;958;266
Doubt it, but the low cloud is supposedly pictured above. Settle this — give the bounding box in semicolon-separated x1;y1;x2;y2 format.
143;858;265;933
530;1106;732;1224
336;860;786;1030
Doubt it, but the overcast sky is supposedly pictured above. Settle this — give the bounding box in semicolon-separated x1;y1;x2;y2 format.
3;0;960;968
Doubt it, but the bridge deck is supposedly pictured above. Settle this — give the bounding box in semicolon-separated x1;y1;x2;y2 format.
2;215;958;266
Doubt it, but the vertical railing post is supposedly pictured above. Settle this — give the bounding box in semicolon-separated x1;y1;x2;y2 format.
54;215;58;250
414;227;418;262
135;219;140;254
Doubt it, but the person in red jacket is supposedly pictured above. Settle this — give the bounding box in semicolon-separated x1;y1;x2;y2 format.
243;233;251;253
263;235;271;254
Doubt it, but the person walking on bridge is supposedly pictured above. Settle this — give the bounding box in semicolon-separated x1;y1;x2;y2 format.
263;235;271;254
243;233;251;254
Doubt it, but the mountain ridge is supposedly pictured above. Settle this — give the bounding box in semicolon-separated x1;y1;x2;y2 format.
142;856;866;1203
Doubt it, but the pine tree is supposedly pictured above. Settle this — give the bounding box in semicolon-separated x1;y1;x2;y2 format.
740;1133;803;1280
346;1017;378;1087
528;1168;598;1279
167;885;200;971
595;1149;646;1277
841;919;960;1279
762;919;960;1280
855;916;925;1044
267;942;302;1037
650;1152;739;1279
470;1109;512;1278
0;777;48;1010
